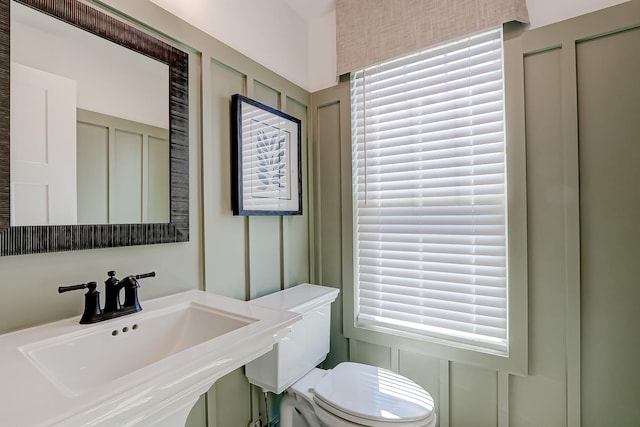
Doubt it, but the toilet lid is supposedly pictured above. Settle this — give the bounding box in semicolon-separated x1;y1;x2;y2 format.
312;362;435;425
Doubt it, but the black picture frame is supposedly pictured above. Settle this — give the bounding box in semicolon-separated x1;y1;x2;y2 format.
231;94;302;216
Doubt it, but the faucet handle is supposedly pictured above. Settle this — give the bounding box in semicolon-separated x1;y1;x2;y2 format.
58;281;97;294
120;272;154;312
59;282;102;324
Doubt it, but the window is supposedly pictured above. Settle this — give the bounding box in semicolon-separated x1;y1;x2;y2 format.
351;27;510;355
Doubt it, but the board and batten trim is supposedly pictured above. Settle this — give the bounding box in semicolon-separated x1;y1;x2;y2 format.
518;2;640;426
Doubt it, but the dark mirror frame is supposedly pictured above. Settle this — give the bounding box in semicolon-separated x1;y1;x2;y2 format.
0;0;189;256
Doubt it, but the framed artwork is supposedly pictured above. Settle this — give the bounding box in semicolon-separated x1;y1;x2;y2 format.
231;94;302;216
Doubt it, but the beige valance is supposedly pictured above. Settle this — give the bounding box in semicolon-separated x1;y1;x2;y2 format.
336;0;529;75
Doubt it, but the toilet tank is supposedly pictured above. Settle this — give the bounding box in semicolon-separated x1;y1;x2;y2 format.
245;284;339;394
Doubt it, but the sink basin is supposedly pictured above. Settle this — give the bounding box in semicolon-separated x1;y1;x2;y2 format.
20;302;255;396
0;290;300;426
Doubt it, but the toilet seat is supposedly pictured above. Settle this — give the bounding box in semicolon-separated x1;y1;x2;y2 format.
313;404;433;427
310;362;436;427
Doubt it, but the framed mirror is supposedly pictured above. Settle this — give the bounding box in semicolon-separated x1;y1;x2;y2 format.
0;0;189;256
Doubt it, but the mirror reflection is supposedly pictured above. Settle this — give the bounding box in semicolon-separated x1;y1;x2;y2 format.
10;2;170;226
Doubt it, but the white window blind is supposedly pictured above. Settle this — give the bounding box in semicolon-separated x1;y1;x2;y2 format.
351;27;508;354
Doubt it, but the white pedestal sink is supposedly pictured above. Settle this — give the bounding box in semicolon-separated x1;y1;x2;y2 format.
0;290;300;426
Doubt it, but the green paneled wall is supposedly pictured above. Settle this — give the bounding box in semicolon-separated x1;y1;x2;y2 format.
311;3;640;427
578;26;640;427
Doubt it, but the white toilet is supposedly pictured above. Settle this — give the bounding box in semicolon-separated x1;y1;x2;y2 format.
245;284;436;427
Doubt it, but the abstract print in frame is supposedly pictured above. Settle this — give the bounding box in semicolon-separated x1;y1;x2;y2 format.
231;94;302;215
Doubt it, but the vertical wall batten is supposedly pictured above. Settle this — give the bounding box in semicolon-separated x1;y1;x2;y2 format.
577;24;640;427
312;88;351;367
284;96;311;288
205;59;247;300
560;37;581;427
522;46;568;426
280;215;288;289
497;372;509;427
438;360;450;427
390;346;399;372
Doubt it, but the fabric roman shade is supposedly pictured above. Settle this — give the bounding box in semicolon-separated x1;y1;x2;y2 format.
351;27;508;354
337;0;528;76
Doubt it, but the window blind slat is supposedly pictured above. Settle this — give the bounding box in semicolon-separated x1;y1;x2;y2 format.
358;297;507;329
352;27;507;354
358;257;506;277
355;131;504;155
357;311;507;347
357;232;505;247
358;248;506;267
359;242;505;258
360;140;505;165
358;213;505;226
358;266;506;288
356;204;505;216
359;113;504;144
359;280;506;301
357;158;505;182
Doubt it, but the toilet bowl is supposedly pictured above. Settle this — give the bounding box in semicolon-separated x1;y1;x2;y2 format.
245;284;436;427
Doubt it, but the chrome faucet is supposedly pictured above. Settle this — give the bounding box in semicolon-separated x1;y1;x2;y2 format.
59;271;155;324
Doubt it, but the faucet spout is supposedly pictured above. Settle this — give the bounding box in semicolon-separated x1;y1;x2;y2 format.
120;276;141;311
103;270;121;313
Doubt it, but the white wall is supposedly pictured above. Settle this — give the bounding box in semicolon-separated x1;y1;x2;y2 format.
146;0;632;93
308;10;337;92
149;0;308;91
526;0;631;29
